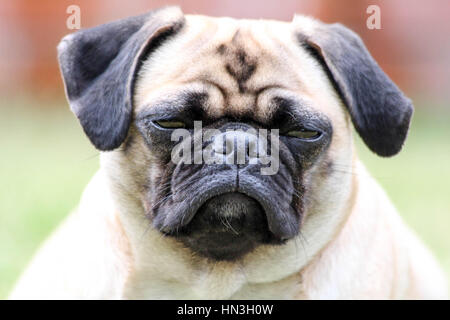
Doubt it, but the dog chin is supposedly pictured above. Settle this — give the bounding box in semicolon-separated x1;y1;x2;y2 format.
159;192;289;261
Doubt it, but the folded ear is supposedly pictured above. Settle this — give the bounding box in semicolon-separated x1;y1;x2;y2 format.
57;7;185;151
294;17;413;157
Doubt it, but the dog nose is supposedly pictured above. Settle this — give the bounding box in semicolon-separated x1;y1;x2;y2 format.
211;130;259;164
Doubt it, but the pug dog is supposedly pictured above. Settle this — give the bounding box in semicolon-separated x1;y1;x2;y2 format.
10;6;448;299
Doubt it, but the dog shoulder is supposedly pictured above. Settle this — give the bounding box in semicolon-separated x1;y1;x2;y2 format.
10;171;130;299
396;219;449;299
362;166;448;299
297;161;446;299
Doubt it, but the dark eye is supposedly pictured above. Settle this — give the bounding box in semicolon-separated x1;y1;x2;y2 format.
153;120;186;129
286;128;321;140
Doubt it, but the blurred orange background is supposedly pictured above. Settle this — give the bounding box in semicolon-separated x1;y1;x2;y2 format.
0;0;449;105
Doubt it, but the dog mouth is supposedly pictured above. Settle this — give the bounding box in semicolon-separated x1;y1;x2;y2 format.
175;192;277;260
151;161;301;261
155;184;298;261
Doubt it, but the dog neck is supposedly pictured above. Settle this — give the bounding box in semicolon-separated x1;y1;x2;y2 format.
95;147;359;299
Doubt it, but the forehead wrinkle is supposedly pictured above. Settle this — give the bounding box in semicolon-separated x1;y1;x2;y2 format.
136;15;336;125
136;89;209;119
135;17;231;105
246;22;307;92
266;95;332;132
254;88;300;123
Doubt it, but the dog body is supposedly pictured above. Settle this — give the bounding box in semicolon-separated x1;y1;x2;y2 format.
10;7;447;299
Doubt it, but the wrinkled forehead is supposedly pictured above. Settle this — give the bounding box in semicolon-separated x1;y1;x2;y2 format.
134;14;342;122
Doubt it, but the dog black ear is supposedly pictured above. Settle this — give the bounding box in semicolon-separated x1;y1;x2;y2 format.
296;19;413;157
57;7;185;151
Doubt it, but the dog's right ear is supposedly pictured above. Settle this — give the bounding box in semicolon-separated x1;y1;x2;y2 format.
293;16;413;157
57;7;185;151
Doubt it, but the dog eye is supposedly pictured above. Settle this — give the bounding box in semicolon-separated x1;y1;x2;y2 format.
286;128;321;140
153;120;186;129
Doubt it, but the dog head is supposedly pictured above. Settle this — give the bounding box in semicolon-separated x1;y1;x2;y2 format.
58;7;412;262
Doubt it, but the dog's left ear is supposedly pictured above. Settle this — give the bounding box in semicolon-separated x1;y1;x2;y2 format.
58;7;185;151
294;17;413;157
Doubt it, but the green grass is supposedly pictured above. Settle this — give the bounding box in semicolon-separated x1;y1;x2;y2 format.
0;97;449;298
0;97;99;298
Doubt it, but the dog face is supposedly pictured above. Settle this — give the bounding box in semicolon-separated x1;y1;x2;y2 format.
58;7;412;262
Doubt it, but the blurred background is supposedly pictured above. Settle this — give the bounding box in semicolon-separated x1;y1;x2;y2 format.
0;0;449;298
